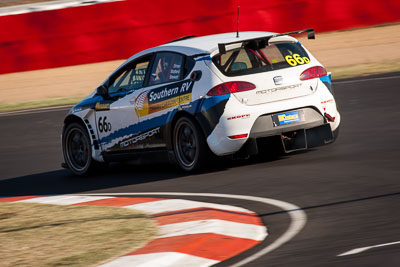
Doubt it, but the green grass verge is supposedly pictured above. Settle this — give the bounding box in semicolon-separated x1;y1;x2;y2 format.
0;202;157;267
0;96;85;113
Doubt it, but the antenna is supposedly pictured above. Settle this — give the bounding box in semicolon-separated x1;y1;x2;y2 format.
236;6;240;38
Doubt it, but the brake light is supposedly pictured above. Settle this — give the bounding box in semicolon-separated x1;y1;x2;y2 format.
300;66;327;81
207;82;256;96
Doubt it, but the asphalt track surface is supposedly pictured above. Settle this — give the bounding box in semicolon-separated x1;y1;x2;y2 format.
1;72;400;266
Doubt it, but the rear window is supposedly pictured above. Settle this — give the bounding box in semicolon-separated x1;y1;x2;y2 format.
212;42;310;76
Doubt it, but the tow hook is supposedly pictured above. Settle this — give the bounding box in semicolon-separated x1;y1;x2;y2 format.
324;112;336;122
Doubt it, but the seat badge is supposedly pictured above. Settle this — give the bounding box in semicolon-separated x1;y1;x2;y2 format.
273;76;283;85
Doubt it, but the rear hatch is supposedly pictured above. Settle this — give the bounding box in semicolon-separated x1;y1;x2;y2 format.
208;39;319;106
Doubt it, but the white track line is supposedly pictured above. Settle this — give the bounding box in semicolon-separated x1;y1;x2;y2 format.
158;219;267;241
79;192;307;267
338;240;400;256
333;75;400;85
16;195;112;205
125;198;252;214
99;252;218;267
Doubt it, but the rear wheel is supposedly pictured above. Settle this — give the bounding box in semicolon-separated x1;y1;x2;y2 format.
173;117;208;172
63;122;95;176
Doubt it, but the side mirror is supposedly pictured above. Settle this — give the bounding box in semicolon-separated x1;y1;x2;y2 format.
96;85;108;98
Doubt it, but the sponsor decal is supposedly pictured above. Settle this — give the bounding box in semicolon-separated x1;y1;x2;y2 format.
95;102;110;111
135;79;194;117
227;114;250;120
181;104;192;109
321;99;334;111
119;127;160;148
168;63;181;80
256;83;301;95
272;111;301;126
278;113;299;123
278;111;300;125
321;99;334;104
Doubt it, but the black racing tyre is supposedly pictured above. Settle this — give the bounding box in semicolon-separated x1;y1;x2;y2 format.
62;122;95;176
173;116;209;172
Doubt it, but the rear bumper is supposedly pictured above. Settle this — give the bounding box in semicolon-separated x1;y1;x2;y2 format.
208;106;339;156
249;107;325;138
236;123;336;158
249;107;336;153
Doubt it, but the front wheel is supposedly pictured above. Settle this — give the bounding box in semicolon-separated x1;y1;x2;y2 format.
173;117;208;172
62;122;95;176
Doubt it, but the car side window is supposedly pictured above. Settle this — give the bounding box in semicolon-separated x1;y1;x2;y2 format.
148;52;184;86
108;56;151;94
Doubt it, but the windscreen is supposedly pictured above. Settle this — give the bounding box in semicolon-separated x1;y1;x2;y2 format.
212;42;310;76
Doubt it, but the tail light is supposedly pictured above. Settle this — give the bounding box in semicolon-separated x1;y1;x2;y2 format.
207;82;256;96
300;66;327;81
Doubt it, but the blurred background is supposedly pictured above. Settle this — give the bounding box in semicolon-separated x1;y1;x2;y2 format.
1;3;400;266
0;0;400;110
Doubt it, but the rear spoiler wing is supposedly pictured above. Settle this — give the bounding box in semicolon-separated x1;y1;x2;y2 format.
218;28;315;54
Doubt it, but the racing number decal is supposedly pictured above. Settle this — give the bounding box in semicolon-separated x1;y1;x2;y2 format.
285;54;310;67
98;116;112;133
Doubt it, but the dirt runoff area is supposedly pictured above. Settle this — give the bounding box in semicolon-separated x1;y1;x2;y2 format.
0;23;399;111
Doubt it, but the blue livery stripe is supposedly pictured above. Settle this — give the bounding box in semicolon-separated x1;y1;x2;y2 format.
195;56;212;61
319;74;332;84
99;95;229;145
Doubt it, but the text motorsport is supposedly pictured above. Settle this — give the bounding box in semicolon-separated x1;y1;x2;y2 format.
120;127;161;148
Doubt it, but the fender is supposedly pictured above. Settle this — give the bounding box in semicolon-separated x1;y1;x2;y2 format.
63;111;104;162
164;94;229;150
194;94;230;138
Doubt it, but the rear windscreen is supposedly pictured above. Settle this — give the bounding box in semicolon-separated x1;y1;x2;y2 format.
212;42;310;76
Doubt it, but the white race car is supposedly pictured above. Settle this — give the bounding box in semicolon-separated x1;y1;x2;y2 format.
62;29;340;175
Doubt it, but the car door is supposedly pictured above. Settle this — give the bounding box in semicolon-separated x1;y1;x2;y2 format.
95;55;153;153
132;52;194;149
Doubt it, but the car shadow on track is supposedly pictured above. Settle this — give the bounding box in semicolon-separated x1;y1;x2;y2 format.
0;150;291;197
0;162;182;196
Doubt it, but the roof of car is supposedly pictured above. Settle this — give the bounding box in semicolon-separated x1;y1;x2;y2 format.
115;31;296;76
130;31;278;60
162;31;276;52
104;31;299;85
